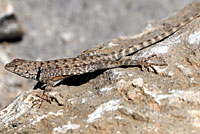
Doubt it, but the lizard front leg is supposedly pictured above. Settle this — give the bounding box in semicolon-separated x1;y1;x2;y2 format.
32;80;63;108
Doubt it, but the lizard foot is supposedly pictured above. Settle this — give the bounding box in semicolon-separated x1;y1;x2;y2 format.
32;92;51;108
32;92;64;108
137;54;168;73
32;80;64;108
119;54;167;73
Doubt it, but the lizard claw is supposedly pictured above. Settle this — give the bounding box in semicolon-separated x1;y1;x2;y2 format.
32;92;64;108
139;55;168;73
32;92;52;108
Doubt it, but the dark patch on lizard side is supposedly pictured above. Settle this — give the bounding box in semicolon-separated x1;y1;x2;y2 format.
73;64;80;67
72;58;77;62
46;61;51;64
63;59;68;62
96;55;101;58
54;60;59;63
55;64;60;69
64;65;69;68
81;56;87;60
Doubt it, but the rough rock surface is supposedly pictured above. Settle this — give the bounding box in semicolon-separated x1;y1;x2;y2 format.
0;0;192;110
0;0;23;41
1;1;200;134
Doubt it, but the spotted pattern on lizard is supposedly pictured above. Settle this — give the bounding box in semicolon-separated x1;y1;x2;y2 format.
4;12;200;107
80;12;200;59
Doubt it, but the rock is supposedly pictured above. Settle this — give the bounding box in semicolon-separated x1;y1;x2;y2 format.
1;0;200;133
0;0;25;109
0;0;23;41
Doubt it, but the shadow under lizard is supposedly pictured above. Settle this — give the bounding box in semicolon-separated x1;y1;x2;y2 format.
4;12;200;107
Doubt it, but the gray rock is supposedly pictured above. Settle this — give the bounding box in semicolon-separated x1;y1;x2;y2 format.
0;0;191;109
0;0;23;41
1;1;200;133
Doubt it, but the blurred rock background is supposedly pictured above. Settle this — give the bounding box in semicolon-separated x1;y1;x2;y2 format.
0;0;193;109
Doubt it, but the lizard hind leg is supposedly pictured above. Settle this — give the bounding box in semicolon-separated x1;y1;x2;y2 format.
137;54;167;72
119;54;168;73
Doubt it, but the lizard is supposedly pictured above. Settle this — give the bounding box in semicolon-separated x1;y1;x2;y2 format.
79;12;200;59
4;12;200;107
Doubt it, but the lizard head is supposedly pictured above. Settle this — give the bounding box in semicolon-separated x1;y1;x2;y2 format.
4;58;40;80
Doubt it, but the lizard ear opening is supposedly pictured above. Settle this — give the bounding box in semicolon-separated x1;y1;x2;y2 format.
35;67;41;81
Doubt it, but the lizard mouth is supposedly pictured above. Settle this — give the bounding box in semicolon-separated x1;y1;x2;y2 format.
4;62;16;72
4;63;31;79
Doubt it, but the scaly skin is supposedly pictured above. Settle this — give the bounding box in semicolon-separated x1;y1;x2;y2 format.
4;12;200;107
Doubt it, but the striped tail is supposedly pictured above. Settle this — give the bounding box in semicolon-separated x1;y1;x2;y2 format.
109;12;200;60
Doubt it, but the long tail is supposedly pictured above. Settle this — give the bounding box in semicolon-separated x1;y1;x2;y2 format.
104;12;200;60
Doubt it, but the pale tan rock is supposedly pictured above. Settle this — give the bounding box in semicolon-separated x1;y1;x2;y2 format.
1;1;200;134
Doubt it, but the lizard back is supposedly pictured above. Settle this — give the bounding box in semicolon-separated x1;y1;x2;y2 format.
81;12;200;61
4;12;200;84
